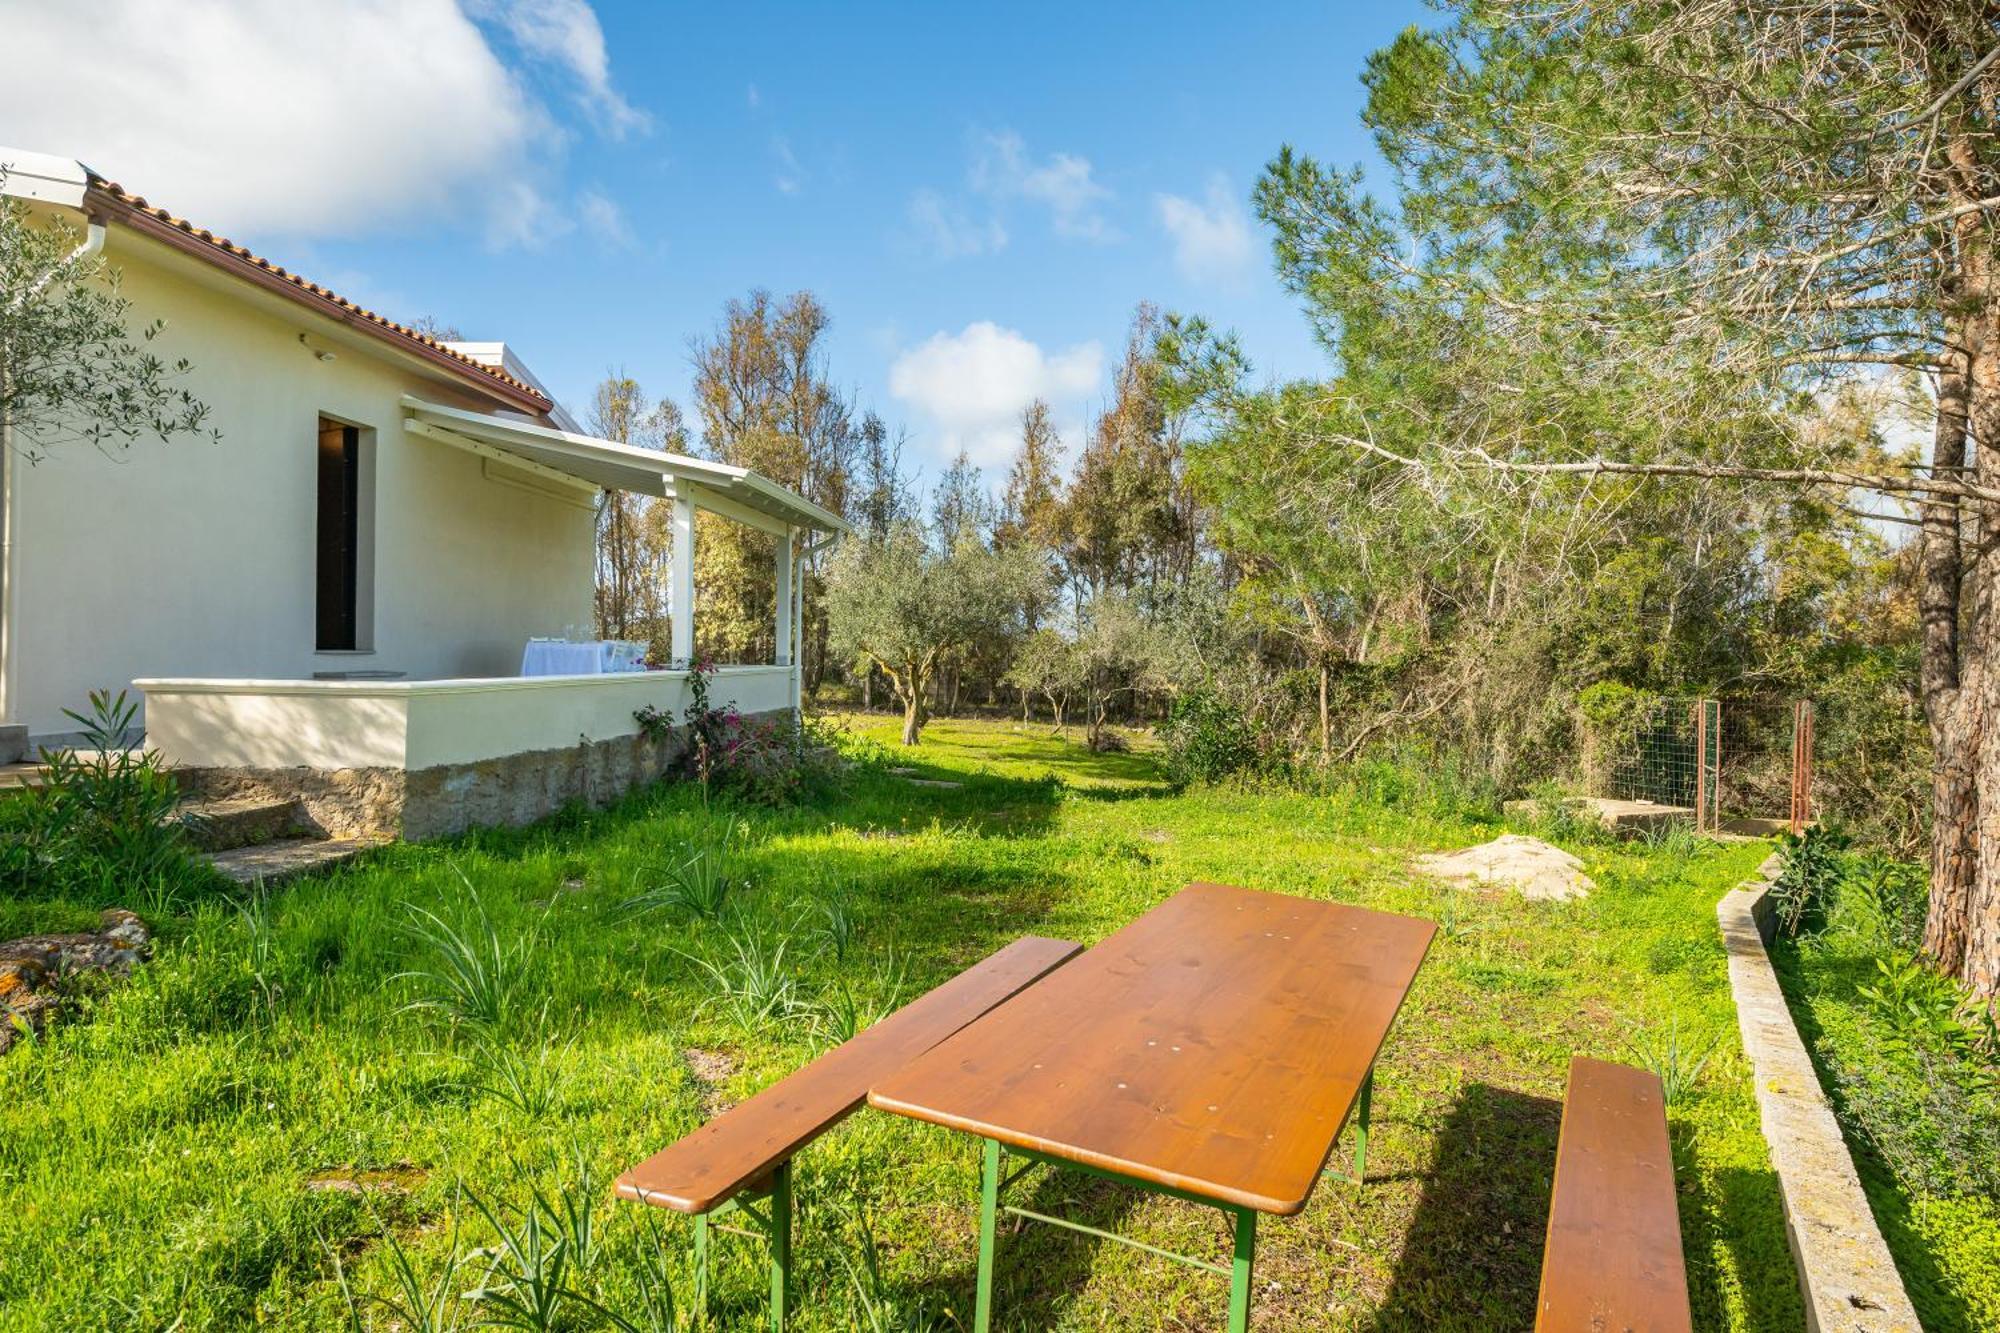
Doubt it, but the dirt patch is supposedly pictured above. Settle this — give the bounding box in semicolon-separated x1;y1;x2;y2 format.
306;1163;429;1195
1413;835;1594;902
0;909;152;1054
684;1047;740;1116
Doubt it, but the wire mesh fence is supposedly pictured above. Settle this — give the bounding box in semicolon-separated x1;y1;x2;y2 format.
1585;694;1813;833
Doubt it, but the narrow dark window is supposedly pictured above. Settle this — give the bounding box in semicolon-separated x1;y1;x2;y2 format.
316;418;360;650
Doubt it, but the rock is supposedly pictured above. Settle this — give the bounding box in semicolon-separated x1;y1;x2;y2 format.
1414;834;1595;902
0;908;154;1055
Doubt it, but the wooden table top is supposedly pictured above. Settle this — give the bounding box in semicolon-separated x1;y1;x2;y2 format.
868;882;1436;1215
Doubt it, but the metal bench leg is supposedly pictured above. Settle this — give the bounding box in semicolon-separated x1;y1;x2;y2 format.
692;1211;710;1315
1227;1206;1257;1333
974;1137;1001;1333
1354;1068;1373;1185
768;1160;792;1333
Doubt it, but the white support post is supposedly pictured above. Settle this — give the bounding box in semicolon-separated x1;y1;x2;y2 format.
792;534;807;713
775;527;795;668
670;495;696;667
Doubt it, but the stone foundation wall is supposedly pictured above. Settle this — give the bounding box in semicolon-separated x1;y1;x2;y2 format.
174;712;779;842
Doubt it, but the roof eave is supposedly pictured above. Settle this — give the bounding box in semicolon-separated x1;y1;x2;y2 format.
83;184;552;417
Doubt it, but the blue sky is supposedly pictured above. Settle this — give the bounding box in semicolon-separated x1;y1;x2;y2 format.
3;0;1433;483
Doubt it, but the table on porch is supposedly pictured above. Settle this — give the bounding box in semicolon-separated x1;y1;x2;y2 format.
519;638;648;676
868;882;1437;1332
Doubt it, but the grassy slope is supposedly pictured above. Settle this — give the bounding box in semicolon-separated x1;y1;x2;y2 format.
1772;887;2000;1332
0;714;1798;1330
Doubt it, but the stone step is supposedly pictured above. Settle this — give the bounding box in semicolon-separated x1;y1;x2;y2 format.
0;760;45;794
0;724;26;765
203;837;385;887
180;795;301;851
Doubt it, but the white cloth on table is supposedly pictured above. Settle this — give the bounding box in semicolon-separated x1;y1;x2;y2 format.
520;639;651;676
521;639;607;676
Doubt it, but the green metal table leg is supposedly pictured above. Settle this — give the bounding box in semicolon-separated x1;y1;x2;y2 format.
1227;1207;1257;1333
692;1210;710;1316
1354;1068;1374;1185
768;1161;792;1333
974;1138;1001;1333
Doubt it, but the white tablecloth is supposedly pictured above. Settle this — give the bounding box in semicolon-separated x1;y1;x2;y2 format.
520;640;648;676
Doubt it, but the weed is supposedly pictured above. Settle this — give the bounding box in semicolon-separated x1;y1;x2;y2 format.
815;888;859;962
332;1208;471;1333
1625;1017;1716;1105
462;1030;568;1118
683;925;798;1035
397;872;537;1036
625;823;741;921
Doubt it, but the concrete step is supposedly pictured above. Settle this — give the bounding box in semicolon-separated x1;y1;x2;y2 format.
0;724;26;765
181;795;302;851
0;760;45;794
204;837;385;887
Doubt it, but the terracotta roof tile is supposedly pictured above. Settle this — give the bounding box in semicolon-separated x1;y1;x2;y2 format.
81;173;550;410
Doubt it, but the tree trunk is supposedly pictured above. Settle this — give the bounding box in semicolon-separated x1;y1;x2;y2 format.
901;665;928;745
1922;328;1984;977
1959;283;2000;997
1318;660;1332;762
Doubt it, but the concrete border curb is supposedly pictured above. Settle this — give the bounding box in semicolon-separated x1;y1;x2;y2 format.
1718;855;1920;1331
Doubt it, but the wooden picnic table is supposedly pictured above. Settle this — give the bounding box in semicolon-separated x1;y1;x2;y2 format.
869;881;1436;1332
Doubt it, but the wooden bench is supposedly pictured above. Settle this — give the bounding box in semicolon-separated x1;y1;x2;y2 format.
1536;1056;1694;1333
616;934;1082;1331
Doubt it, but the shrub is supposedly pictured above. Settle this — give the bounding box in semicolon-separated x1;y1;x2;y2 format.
1157;687;1260;787
664;660;847;805
1;690;208;902
1770;825;1849;938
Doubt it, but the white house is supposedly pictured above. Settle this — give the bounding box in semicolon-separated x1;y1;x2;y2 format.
0;148;845;840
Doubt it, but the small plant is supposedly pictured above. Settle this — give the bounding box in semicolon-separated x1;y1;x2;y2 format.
632;702;676;744
815;889;859;962
1858;953;1998;1082
1520;781;1611;846
836;1198;949;1332
7;689;201;899
624;823;741;921
682;925;798;1035
1624;1018;1716;1105
1431;892;1478;941
462;1184;580;1333
332;1206;472;1333
397;872;537;1036
463;1031;568;1118
1769;826;1849;938
1848;853;1926;951
238;887;281;1018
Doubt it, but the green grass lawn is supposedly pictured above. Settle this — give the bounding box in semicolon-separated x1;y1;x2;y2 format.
0;714;1801;1330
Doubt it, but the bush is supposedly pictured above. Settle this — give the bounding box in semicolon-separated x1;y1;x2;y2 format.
1770;825;1849;938
0;690;210;902
1157;688;1260;787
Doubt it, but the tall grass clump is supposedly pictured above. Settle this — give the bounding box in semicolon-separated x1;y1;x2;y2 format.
397;871;538;1036
623;821;743;921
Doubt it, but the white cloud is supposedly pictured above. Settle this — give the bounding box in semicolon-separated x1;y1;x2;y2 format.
772;136;804;195
0;0;642;246
1156;175;1256;286
907;189;1007;259
468;0;649;137
889;322;1103;468
577;188;633;248
972;131;1115;241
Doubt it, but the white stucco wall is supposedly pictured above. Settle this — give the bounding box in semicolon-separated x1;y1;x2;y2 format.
137;666;798;770
10;220;596;740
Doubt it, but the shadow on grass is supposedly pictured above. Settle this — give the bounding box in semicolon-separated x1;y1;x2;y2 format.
1366;1081;1560;1332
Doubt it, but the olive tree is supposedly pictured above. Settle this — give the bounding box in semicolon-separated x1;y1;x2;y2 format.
826;523;1049;745
2;193;213;460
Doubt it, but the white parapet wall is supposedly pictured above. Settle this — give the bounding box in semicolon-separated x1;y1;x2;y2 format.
134;666;800;839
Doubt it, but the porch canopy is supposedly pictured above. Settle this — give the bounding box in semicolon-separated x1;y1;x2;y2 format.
401;397;846;670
